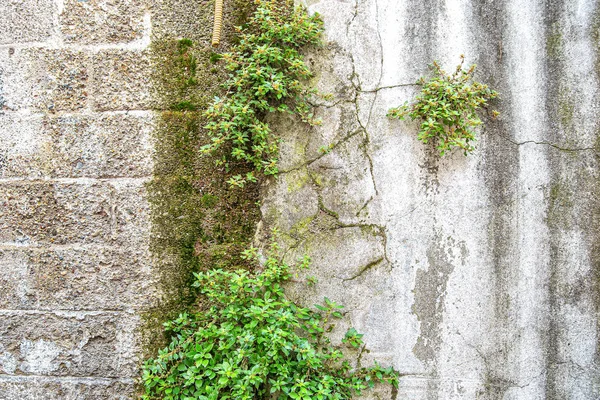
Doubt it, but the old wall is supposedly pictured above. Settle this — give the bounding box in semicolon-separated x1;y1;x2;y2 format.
0;0;251;396
0;0;159;397
1;0;599;399
260;0;600;398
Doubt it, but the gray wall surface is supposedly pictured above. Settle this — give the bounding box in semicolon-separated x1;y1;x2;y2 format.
0;0;156;397
260;0;600;398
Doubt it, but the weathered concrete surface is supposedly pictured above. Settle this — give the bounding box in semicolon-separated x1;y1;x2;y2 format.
259;0;600;398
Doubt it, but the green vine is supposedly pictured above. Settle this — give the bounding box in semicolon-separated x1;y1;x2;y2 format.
387;55;498;156
201;0;324;187
142;237;398;399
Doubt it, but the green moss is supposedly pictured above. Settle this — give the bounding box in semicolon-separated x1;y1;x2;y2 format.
141;1;260;360
591;5;600;77
289;215;317;237
546;22;563;60
178;38;194;49
557;88;575;129
287;169;312;193
170;101;198;111
546;181;574;229
309;170;325;187
318;199;340;219
209;52;222;64
294;139;307;159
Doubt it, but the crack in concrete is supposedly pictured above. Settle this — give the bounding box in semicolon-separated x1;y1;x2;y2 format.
278;128;363;175
359;129;380;196
355;194;374;218
454;329;573;393
330;222;390;265
347;0;359;39
501;135;598;152
307;97;352;109
340;256;384;281
358;82;420;93
350;85;380;199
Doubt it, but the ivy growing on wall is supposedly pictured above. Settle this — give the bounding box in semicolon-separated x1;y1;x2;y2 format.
142;237;397;399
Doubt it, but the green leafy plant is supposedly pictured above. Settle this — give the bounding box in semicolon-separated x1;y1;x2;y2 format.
387;55;498;156
201;0;324;187
142;239;398;399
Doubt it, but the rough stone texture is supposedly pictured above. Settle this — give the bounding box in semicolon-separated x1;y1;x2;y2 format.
0;247;154;311
0;48;90;113
92;49;155;111
0;112;154;178
0;376;135;400
0;0;56;45
0;180;149;247
258;0;600;398
0;311;139;377
149;0;214;42
0;0;161;397
60;0;148;45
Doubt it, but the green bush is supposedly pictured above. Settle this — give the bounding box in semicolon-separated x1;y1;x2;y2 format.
201;0;324;187
387;55;498;156
142;239;398;399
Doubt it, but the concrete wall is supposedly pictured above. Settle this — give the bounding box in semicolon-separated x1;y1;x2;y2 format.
0;0;155;397
260;0;600;398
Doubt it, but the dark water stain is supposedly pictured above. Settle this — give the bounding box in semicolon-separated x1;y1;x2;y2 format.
543;0;600;398
472;0;519;396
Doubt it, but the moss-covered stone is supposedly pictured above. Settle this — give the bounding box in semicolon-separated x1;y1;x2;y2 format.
141;2;260;360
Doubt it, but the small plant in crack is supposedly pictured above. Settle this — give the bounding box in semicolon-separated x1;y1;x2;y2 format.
318;143;334;154
387;55;499;156
201;0;324;187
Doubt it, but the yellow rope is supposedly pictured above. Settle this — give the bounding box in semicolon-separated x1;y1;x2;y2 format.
212;0;224;47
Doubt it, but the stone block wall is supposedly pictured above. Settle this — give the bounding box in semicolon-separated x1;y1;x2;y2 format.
0;0;156;397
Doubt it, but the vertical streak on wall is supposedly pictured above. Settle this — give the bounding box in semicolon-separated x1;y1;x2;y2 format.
543;0;600;397
504;0;551;396
473;0;521;396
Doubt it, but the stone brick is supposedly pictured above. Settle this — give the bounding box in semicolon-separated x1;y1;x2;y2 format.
0;247;156;311
0;376;135;400
0;112;154;179
60;0;147;45
111;179;151;247
92;50;154;111
0;48;89;112
150;0;213;42
0;112;45;178
0;0;56;45
0;181;112;245
0;311;139;377
41;112;155;178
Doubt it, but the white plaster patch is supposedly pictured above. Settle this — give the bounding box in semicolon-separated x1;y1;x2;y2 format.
0;344;17;374
19;339;61;374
